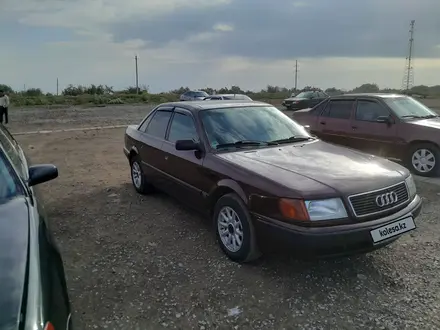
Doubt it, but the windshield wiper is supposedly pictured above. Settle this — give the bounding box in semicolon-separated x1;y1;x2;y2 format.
216;140;276;149
401;115;422;118
401;114;438;119
419;114;439;119
269;136;314;144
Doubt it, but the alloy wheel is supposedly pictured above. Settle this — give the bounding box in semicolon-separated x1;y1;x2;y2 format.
217;206;244;253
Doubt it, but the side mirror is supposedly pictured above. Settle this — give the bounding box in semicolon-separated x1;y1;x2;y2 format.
175;140;200;151
303;125;311;132
28;164;58;187
376;116;393;124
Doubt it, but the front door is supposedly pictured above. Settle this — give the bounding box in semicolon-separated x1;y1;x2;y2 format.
349;99;399;158
315;98;355;147
160;108;207;210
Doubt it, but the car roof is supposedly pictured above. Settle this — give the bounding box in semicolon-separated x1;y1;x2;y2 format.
157;100;270;113
332;93;407;99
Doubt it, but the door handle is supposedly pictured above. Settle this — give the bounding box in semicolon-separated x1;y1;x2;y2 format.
320;121;326;125
164;156;168;160
352;126;358;130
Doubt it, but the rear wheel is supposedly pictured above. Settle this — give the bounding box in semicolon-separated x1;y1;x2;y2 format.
407;143;440;177
213;193;261;263
130;155;154;194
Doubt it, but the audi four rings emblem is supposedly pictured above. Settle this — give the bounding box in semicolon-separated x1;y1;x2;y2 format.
375;192;398;207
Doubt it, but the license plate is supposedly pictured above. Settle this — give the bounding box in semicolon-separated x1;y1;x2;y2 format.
370;216;416;243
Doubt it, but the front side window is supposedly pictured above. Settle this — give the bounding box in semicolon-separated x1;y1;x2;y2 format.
383;97;437;119
145;110;172;139
0;129;26;178
168;112;199;143
355;100;390;121
0;151;23;204
200;106;310;149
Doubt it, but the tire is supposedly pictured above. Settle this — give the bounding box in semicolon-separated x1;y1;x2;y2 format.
407;142;440;177
213;193;261;263
130;155;154;194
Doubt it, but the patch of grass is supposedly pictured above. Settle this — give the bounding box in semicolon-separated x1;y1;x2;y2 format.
9;92;440;109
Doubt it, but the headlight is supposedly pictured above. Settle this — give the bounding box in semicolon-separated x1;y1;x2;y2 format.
304;198;348;221
278;198;347;222
405;175;417;200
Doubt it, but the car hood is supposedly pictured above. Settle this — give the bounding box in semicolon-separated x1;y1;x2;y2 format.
217;140;408;197
407;117;440;129
0;197;29;330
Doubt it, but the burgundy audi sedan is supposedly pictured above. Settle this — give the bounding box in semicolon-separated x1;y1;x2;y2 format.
124;100;421;263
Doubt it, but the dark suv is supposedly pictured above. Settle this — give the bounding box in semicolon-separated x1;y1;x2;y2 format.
282;91;328;110
292;93;440;176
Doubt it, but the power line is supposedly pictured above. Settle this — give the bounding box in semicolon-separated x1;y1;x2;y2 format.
402;20;415;92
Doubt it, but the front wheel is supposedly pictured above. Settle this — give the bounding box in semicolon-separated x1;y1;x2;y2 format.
213;193;261;263
407;143;440;177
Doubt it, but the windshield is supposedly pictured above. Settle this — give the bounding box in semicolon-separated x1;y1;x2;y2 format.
194;91;209;97
295;92;313;98
0;152;22;204
199;106;311;149
384;97;437;118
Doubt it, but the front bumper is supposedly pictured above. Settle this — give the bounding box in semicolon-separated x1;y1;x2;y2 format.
252;195;422;258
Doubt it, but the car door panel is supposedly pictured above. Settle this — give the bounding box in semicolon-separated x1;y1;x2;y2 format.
315;99;354;147
160;109;208;211
349;99;400;158
138;108;173;188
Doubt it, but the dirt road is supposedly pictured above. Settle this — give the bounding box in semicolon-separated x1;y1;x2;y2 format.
11;104;440;329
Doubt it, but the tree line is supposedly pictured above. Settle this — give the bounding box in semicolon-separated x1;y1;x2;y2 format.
1;83;440;98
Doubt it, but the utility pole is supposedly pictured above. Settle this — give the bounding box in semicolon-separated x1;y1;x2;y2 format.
134;55;139;94
56;78;59;96
402;20;415;92
294;60;298;91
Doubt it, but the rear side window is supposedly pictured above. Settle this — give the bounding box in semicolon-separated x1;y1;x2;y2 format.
145;110;172;139
322;100;354;119
355;100;390;121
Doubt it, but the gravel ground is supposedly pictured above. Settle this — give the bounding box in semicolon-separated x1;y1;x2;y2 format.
8;104;440;329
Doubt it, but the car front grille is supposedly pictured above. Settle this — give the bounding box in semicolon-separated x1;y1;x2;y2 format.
348;182;409;217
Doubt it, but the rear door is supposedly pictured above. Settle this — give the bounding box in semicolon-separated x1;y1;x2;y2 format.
160;108;207;210
137;107;173;187
348;98;399;157
315;98;355;146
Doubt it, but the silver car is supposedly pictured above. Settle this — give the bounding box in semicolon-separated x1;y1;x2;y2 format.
179;90;209;101
203;94;253;101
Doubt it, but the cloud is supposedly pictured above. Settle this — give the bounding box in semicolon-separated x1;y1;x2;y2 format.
110;0;440;59
0;0;439;93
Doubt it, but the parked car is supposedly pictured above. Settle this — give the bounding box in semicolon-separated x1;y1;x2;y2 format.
203;94;252;101
282;90;328;110
124;100;421;263
179;90;209;101
0;125;72;330
292;93;440;177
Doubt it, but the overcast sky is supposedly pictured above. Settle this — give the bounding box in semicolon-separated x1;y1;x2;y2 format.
1;0;439;93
